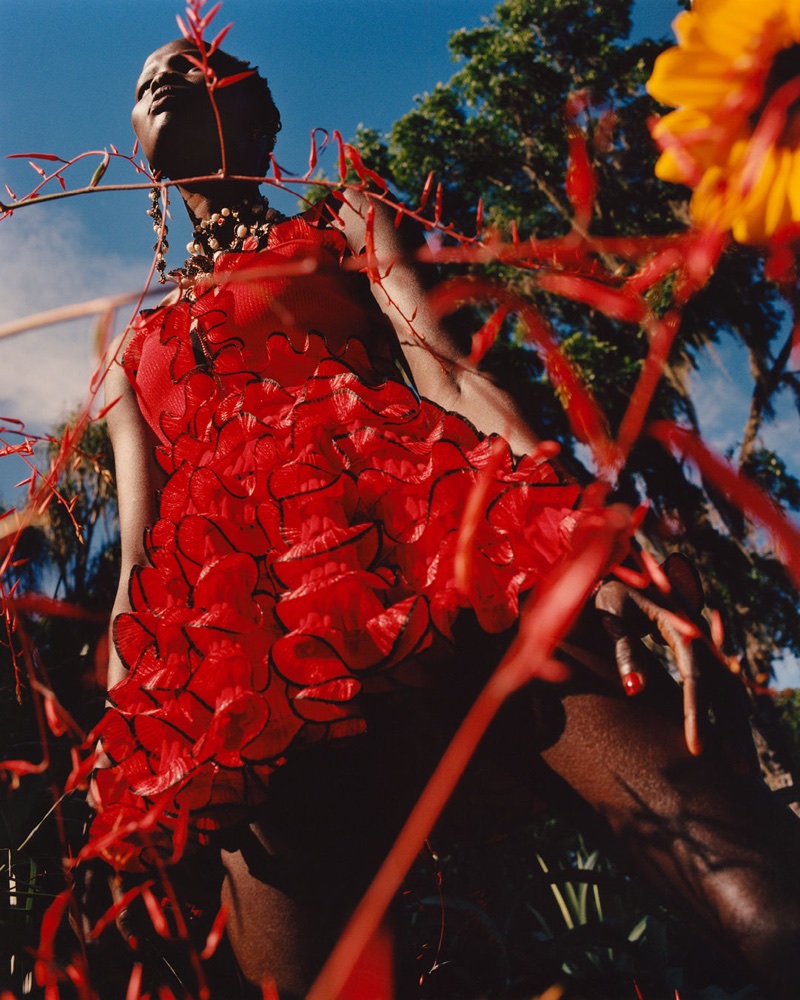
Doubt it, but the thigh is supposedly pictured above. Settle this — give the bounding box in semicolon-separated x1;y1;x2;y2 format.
531;667;800;996
219;708;439;995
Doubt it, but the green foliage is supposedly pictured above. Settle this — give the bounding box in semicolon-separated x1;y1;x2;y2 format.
404;815;755;997
743;448;800;512
1;417;117;995
345;0;799;680
774;689;800;774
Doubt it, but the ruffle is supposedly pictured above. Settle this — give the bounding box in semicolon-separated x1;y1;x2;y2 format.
93;231;584;870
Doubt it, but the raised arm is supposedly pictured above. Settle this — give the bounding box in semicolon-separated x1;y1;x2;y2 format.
334;190;541;457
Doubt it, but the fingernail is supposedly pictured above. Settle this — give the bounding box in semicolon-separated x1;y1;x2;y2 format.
622;672;645;696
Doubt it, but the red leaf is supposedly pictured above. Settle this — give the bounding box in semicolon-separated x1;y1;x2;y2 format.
87;882;153;940
498;506;632;694
141;886;170;938
184;53;209;72
6;152;66;162
675;226;726;304
0;757;47;777
44;691;69;737
200;904;229;959
37;890;71;962
200;1;224;31
455;437;506;595
427;277;616;470
65;745;100;793
613;563;651;590
215;70;256;89
537;273;647;324
565;130;597;227
208;20;232;54
418;171;434;212
95;395;122;420
334;131;347;183
305;128;328;179
639;547;670;594
169;798;190;864
344;143;387;192
364;203;379;284
627;241;684;294
648;421;800;590
616;310;681;461
468;304;510;365
175;13;190;39
126;963;143;1000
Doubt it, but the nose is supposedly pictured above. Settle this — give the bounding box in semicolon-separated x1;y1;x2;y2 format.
149;69;184;94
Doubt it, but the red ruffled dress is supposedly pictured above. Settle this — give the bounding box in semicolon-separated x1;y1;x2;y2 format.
91;214;585;870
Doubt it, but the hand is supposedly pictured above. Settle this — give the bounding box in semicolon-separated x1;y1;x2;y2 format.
594;554;734;757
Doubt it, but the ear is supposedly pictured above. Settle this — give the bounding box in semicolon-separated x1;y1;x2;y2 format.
663;552;705;618
250;129;271;176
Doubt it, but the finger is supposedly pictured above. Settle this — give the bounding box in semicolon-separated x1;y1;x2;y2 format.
680;658;703;757
663;553;705;621
595;580;652;695
611;633;648;696
623;589;706;754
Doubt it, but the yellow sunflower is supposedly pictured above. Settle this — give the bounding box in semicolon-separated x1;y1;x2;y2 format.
647;0;800;244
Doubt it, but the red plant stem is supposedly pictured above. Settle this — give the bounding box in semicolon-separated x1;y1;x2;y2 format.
615;310;680;463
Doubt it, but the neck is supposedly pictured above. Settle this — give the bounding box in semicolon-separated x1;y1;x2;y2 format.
179;179;264;224
182;188;281;267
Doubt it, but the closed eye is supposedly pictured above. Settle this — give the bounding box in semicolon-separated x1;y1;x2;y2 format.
135;55;204;100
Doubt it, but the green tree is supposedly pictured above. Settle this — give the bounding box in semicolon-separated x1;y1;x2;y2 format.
359;0;800;674
1;416;118;995
345;0;800;799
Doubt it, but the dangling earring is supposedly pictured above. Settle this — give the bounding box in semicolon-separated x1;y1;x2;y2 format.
147;185;169;283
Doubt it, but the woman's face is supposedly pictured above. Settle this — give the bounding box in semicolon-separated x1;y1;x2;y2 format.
132;40;265;180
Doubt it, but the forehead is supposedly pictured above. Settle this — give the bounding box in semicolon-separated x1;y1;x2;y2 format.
137;40;200;81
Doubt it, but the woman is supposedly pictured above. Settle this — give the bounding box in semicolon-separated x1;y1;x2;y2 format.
91;38;800;997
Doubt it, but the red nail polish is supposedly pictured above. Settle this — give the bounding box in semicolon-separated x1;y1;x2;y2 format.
623;672;645;696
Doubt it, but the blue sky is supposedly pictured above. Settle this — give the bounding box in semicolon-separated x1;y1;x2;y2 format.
2;1;798;687
0;0;679;257
0;0;682;434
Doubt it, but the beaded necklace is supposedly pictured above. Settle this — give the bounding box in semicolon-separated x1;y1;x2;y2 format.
180;197;286;280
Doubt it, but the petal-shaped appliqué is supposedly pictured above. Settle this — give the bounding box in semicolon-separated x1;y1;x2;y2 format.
94;221;591;869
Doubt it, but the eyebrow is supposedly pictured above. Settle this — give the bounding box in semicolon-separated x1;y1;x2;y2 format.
135;59;160;94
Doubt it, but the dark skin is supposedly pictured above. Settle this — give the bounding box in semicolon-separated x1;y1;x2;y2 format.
93;40;800;998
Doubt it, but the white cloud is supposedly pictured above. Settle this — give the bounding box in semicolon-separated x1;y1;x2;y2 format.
0;209;152;506
0;211;140;430
691;339;800;480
